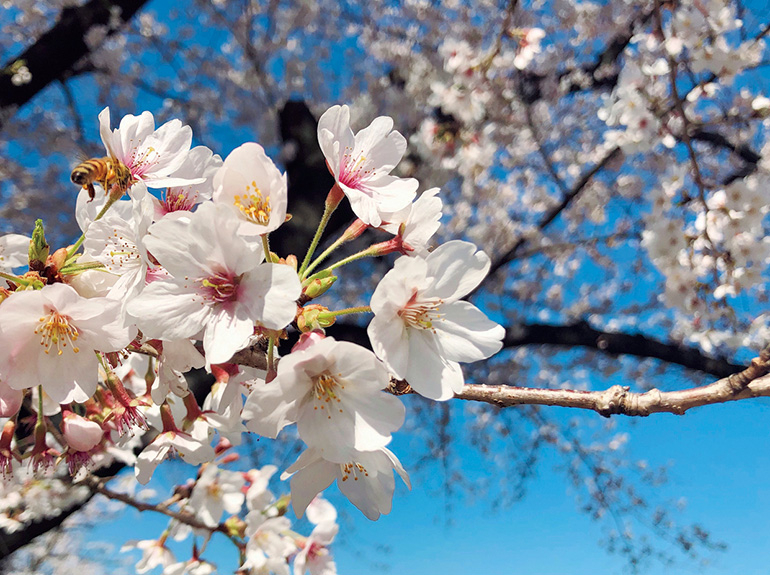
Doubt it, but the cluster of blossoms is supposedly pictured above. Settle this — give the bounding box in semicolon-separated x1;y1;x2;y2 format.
0;104;503;572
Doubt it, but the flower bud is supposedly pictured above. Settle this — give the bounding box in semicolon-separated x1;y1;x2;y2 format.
28;219;48;272
297;305;335;332
62;411;103;452
302;272;337;300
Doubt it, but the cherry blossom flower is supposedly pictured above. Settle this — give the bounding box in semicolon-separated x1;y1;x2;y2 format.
368;241;505;401
155;146;222;218
379;187;443;256
293;521;338;575
98;107;203;189
127;202;301;366
122;538;176;574
187;464;245;527
317;105;418;227
213;142;288;236
241;336;404;461
0;284;135;403
135;409;215;484
282;446;409;521
83;182;154;305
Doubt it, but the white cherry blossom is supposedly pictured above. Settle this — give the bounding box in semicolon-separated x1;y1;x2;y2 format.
318;104;418;227
282;446;410;521
379;187;443;256
213;142;288;236
241;336;404;461
98;107;203;189
187;464;245;527
368;241;505;401
127;202;301;366
0;234;30;272
0;284;135;403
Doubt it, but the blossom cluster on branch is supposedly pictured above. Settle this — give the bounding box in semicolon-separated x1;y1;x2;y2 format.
0;104;504;573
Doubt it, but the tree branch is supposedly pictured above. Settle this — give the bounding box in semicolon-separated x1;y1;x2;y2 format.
452;349;770;416
505;321;744;378
0;0;150;126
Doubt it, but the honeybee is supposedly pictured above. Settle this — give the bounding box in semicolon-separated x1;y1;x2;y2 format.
70;150;133;201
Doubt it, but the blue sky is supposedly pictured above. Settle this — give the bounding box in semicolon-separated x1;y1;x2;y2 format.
5;1;770;573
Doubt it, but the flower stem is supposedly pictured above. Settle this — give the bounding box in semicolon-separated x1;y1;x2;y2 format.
303;219;368;278
317;306;372;322
0;271;30;287
261;234;272;263
324;245;379;272
299;185;344;278
59;261;107;275
67;195;120;259
266;334;277;382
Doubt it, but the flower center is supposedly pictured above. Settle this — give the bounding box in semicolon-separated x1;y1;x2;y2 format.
339;146;374;187
312;372;344;419
128;144;159;178
233;180;271;225
163;187;197;213
199;272;240;303
340;461;369;482
398;291;444;331
35;310;80;355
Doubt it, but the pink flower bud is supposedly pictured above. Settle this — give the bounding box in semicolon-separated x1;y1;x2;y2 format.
62;412;103;452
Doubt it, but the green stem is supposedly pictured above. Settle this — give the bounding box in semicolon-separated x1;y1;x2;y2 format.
261;234;272;263
318;305;372;322
325;245;379;273
68;196;120;258
266;334;277;382
0;271;31;286
303;232;349;278
299;201;338;279
37;385;44;424
59;261;107;275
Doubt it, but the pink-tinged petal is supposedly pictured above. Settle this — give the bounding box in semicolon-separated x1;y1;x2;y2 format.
364;174;418;212
202;307;254;365
427;240;490;301
239;264;301;330
98;107;115;156
140;120;193;177
118;111;155;164
242;383;299;438
367;315;409;379
344;391;405;449
340;181;381;226
136;437;172;484
0;381;22;416
284;450;336;518
318;105;355;173
128;281;211;341
370;255;428;315
332;340;390;391
434;301;505;362
353;116;400;168
404;330;464;401
297;396;361;461
142;175;205;188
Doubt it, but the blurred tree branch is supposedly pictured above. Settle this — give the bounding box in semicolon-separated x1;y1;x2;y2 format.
0;0;149;128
